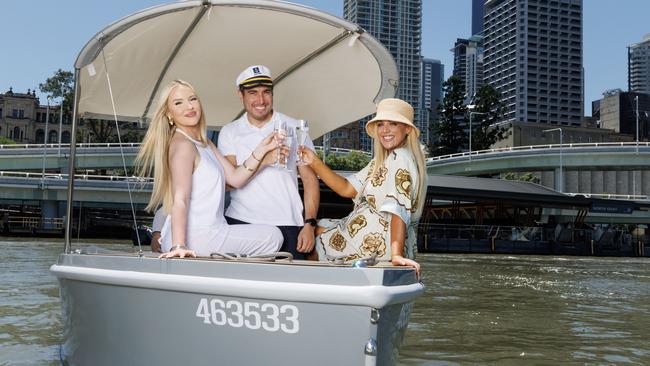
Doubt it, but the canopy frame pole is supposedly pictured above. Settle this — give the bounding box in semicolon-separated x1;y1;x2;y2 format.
141;0;211;121
64;68;82;253
234;29;361;120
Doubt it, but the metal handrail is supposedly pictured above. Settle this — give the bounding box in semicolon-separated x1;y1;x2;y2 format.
0;142;141;149
565;192;650;201
0;143;371;156
428;141;650;162
0;170;153;182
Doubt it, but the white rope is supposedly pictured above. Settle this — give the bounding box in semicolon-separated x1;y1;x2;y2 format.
100;48;143;256
210;251;294;262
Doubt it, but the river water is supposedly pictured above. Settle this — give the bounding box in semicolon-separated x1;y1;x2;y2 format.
2;238;650;365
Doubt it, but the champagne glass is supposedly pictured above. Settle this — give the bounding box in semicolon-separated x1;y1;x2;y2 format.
282;127;295;172
273;118;287;167
296;120;309;166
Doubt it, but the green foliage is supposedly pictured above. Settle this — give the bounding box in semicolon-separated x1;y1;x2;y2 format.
40;69;146;143
77;119;145;143
429;75;467;156
502;172;541;184
468;84;508;151
318;150;370;171
39;69;74;115
428;78;508;157
0;137;16;145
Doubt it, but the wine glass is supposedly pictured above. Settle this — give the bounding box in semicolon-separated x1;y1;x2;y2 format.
296;120;309;166
282;127;295;172
273;117;287;167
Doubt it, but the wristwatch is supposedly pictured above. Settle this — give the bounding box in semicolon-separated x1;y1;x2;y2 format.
304;218;317;226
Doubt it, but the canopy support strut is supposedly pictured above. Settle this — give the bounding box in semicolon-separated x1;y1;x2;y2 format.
64;68;82;253
233;29;361;120
141;0;212;121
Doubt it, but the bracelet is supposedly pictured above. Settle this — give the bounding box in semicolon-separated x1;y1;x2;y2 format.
170;244;188;251
251;151;262;162
242;160;255;172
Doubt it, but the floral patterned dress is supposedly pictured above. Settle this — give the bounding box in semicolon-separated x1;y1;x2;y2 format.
316;147;420;262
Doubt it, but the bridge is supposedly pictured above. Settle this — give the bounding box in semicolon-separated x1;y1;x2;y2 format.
1;142;649;237
0;143;367;171
427;142;650;198
0;171;152;205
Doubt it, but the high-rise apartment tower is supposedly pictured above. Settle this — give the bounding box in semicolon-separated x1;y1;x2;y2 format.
483;0;583;126
421;59;444;133
472;0;485;36
628;34;650;95
343;0;423;150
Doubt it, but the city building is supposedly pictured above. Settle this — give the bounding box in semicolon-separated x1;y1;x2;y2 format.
0;87;144;145
0;87;70;144
483;0;584;127
451;35;484;102
451;38;470;93
472;0;485;36
628;34;650;94
421;58;444;140
491;121;630;149
598;89;650;140
465;35;484;100
330;0;423;151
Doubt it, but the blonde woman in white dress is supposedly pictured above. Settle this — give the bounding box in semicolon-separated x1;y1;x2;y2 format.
299;98;426;276
135;80;283;258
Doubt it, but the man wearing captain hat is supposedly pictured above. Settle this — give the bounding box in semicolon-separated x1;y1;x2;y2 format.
218;65;320;259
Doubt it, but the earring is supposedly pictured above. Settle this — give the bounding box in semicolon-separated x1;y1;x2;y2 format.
167;115;174;126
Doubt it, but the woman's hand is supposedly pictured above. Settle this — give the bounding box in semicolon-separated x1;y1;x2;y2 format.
254;133;288;167
391;255;421;278
159;247;196;259
298;146;318;166
259;144;289;167
254;133;278;156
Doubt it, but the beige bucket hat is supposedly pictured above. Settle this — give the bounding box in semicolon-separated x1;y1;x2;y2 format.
365;98;420;138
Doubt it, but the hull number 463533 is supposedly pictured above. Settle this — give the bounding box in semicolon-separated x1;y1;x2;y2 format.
196;298;299;334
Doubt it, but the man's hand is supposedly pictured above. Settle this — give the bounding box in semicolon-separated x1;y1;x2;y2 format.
297;225;315;253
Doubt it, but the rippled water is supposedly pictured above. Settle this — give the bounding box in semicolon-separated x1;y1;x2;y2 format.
400;254;650;365
2;238;650;365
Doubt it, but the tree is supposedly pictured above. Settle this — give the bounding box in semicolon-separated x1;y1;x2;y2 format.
79;119;143;143
429;75;467;156
0;137;16;145
502;172;541;184
41;69;144;143
317;150;370;171
468;84;508;151
39;69;74;115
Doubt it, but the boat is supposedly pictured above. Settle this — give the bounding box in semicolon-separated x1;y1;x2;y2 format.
50;1;423;365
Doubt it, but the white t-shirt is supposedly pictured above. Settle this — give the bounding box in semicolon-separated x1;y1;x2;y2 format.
218;111;315;226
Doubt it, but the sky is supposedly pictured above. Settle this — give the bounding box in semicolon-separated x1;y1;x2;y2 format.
2;0;649;115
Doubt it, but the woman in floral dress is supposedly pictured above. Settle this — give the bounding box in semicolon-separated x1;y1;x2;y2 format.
299;98;426;274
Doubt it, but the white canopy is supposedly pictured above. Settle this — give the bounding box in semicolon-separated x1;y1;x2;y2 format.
74;0;398;138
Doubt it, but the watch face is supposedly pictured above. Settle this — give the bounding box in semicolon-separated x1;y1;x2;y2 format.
305;219;317;226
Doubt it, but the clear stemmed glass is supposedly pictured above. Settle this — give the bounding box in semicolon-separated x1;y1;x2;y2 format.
273;117;287;167
282;127;295;172
296;120;309;166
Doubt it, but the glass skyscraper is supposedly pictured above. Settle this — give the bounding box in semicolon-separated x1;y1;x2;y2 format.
342;0;423;151
628;34;650;95
472;0;485;36
421;58;444;142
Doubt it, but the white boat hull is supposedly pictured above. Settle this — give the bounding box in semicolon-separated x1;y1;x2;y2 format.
52;252;423;365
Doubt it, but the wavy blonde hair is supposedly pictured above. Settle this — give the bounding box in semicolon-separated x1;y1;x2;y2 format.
134;79;208;213
368;126;427;219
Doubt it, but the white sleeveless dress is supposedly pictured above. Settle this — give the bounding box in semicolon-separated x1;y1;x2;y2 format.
160;129;283;256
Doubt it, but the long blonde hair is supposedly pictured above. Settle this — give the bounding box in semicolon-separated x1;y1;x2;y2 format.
134;79;208;213
369;129;427;219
